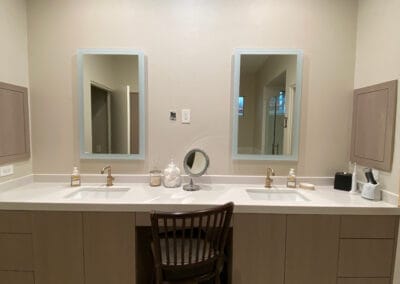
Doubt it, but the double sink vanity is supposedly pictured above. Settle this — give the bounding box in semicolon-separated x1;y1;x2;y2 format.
0;173;399;284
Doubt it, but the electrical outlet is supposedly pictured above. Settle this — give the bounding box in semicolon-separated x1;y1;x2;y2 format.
182;109;191;124
0;165;14;177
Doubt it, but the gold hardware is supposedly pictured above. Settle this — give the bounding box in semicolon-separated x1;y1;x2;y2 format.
100;165;114;186
265;167;275;188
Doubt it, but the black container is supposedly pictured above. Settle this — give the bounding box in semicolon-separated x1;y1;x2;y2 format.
334;172;352;191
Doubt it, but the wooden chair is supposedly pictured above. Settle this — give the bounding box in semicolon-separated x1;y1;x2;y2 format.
150;202;234;284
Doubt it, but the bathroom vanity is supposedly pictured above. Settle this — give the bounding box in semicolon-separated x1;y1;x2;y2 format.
0;176;398;284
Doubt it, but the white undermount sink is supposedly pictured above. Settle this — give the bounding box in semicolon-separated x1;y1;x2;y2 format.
65;186;131;200
246;189;309;202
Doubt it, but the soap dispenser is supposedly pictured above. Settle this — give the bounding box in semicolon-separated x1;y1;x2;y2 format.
163;159;182;188
70;166;81;187
287;168;296;188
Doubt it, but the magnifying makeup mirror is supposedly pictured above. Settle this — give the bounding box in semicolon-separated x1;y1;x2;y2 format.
183;149;210;191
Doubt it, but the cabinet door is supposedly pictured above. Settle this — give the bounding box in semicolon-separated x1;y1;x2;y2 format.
32;212;85;284
285;215;340;284
0;271;34;284
83;212;136;284
232;214;286;284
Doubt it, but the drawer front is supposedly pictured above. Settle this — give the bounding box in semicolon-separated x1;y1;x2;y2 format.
338;239;394;277
0;234;34;271
135;212;150;226
340;216;397;238
0;271;35;284
337;278;390;284
0;211;32;233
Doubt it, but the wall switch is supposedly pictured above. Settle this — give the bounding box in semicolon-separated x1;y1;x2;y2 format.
0;165;14;177
181;109;191;124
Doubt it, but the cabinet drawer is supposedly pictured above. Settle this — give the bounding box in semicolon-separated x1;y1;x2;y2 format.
338;239;394;277
0;211;32;233
337;278;390;284
0;234;34;271
340;216;397;238
0;271;34;284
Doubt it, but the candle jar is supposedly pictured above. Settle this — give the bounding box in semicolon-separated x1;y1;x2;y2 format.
149;170;162;187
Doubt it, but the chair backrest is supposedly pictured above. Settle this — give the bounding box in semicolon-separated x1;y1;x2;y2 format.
150;202;234;281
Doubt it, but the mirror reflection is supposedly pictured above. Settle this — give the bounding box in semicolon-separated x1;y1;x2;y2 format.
80;53;142;157
233;50;302;160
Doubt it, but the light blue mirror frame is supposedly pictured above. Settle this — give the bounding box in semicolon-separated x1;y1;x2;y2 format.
77;48;146;160
232;48;303;161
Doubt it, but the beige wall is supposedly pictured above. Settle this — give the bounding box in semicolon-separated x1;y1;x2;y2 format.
353;1;400;282
27;0;358;176
0;0;32;182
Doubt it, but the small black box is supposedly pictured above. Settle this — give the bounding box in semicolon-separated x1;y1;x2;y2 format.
334;172;352;191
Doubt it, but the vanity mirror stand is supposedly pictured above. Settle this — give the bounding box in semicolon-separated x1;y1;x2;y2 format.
182;149;210;191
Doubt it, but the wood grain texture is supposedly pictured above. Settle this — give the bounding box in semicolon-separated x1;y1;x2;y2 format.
338;239;394;277
232;214;286;284
340;215;397;238
350;80;397;171
83;212;136;284
337;278;390;284
285;215;340;284
0;211;32;233
0;271;34;284
0;233;33;271
32;212;84;284
0;81;30;165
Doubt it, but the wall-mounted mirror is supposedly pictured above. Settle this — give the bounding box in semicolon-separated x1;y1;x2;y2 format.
232;49;303;161
78;49;145;159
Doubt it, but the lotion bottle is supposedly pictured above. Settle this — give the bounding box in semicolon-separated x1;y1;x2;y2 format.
70;166;81;187
287;168;297;188
349;162;358;194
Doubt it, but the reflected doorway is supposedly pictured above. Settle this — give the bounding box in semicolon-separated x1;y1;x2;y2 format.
91;84;111;154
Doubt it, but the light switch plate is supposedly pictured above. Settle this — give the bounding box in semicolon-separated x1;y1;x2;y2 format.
0;165;14;177
182;109;191;124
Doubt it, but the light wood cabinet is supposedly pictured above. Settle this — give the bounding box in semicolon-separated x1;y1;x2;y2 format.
0;211;32;233
83;212;136;284
232;214;286;284
32;212;85;284
0;271;34;284
285;215;340;284
0;234;34;271
340;215;396;238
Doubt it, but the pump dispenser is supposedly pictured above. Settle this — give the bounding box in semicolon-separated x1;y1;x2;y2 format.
287;168;296;188
70;166;81;187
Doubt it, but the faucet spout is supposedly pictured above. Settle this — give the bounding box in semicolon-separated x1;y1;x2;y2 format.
265;167;275;188
100;165;114;186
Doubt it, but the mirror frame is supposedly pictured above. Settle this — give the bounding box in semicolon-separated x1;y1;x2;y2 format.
77;48;146;160
232;48;303;161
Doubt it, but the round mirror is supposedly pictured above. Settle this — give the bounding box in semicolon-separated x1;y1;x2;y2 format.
183;149;209;191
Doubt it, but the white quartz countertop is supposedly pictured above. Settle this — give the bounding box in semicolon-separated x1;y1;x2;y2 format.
0;176;399;215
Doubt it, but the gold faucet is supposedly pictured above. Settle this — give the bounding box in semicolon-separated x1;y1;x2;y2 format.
101;165;114;186
265;167;275;188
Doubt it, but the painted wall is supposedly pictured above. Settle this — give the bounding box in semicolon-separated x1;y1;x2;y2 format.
0;0;32;182
353;0;400;282
27;0;358;176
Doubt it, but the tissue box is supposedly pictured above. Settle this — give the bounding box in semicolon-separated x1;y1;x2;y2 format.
334;172;352;191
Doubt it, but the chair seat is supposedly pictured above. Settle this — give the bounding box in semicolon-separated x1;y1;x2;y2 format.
160;238;215;265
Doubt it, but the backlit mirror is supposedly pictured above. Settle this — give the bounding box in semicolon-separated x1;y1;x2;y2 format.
78;49;145;159
232;49;303;161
